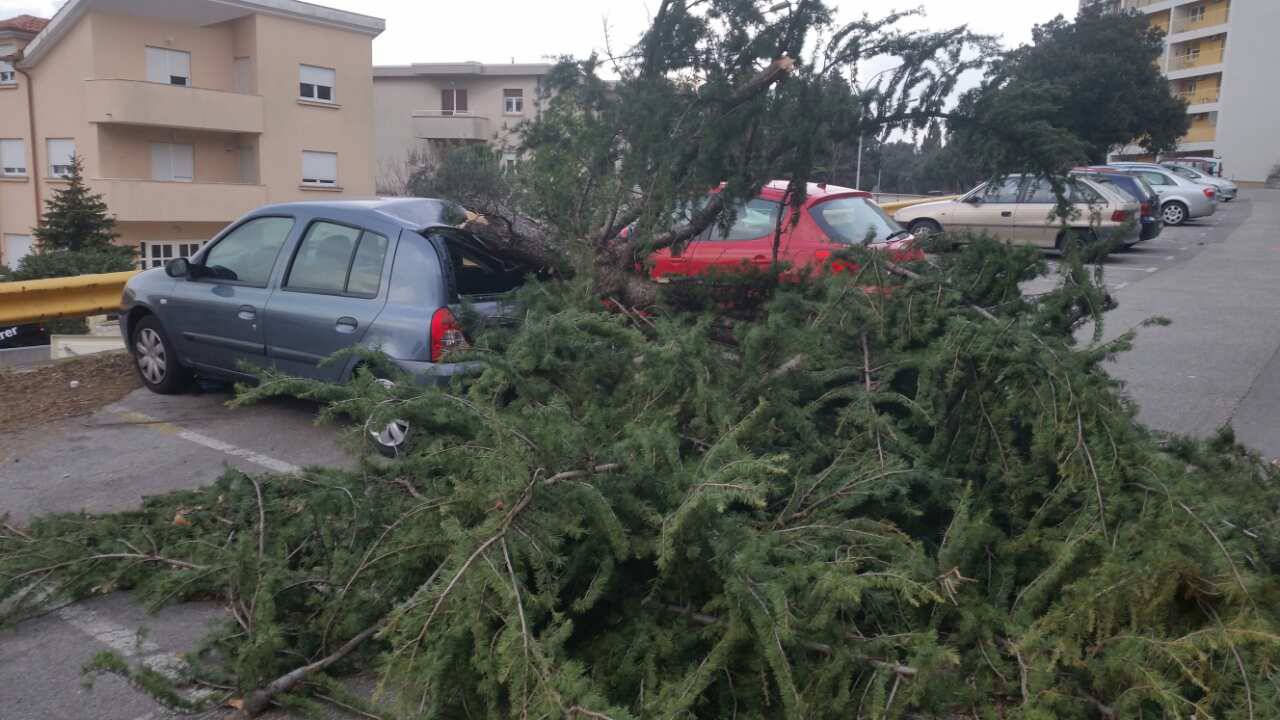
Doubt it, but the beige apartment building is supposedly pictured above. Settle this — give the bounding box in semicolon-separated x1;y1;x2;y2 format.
0;0;384;270
372;63;551;193
1086;0;1280;184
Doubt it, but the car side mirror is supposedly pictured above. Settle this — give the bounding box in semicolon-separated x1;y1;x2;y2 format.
964;196;984;205
165;258;190;278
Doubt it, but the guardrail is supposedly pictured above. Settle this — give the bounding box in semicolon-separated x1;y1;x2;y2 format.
0;271;137;326
878;196;956;214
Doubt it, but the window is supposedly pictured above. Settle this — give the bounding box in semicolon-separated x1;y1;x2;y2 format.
285;221;389;298
301;151;338;187
810;197;902;245
979;177;1024;203
47;139;75;178
299;64;335;103
200;217;295;286
0;44;15;86
441;88;468;116
1021;177;1065;205
1;139;26;177
139;240;205;270
1139;171;1173;187
1068;181;1104;205
146;47;190;86
1187;5;1206;23
3;234;34;268
150;143;194;183
501;152;519;172
503;89;524;114
706;198;782;242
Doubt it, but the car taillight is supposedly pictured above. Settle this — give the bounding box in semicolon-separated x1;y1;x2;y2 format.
1204;187;1216;199
1111;210;1130;223
430;307;468;363
1140;202;1151;216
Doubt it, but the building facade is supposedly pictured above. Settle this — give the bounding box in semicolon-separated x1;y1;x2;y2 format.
372;63;551;193
1086;0;1280;184
0;0;384;270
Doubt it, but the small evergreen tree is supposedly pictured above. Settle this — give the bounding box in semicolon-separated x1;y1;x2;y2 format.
32;155;121;253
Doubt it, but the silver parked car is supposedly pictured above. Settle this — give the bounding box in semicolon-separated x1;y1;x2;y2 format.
1107;164;1217;226
121;198;530;453
1162;163;1238;202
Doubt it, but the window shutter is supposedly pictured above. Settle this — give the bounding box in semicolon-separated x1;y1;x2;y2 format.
146;47;169;83
48;139;75;175
441;89;453;114
170;50;190;83
151;143;172;181
455;89;468;113
0;140;24;174
302;151;337;185
300;65;335;87
173;144;194;182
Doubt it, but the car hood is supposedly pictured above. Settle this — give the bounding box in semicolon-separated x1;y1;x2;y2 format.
891;198;958;218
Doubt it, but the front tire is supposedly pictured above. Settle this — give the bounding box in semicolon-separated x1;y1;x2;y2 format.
1162;201;1189;226
131;315;193;394
908;219;943;238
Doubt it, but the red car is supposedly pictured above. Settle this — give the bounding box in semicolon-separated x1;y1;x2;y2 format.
649;182;922;280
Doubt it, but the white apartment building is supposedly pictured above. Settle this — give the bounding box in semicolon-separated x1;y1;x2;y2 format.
1087;0;1280;184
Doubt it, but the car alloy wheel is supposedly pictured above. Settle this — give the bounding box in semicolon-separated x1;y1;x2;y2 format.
136;327;168;385
1162;202;1187;226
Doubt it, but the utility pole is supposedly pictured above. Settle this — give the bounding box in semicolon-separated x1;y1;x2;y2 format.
855;134;864;189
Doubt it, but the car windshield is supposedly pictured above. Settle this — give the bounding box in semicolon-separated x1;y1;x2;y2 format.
810;196;903;245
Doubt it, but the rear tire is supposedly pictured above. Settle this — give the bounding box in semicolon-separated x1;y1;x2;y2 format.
131;315;193;395
1162;201;1189;226
908;219;942;238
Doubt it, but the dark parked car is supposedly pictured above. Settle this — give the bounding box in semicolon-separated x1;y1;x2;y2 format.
120;198;529;454
1073;166;1163;242
0;323;49;349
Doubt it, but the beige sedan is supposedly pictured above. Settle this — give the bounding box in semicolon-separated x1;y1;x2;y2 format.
893;175;1141;249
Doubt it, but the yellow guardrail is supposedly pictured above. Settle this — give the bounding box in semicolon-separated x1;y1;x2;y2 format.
0;271;138;325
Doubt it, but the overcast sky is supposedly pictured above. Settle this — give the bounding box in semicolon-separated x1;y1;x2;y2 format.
4;0;1079;66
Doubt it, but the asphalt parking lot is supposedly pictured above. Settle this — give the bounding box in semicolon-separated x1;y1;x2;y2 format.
1;190;1278;719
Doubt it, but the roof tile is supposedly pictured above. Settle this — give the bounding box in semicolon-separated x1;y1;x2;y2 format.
0;14;49;35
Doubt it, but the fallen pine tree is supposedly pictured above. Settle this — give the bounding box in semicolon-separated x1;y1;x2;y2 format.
2;238;1278;719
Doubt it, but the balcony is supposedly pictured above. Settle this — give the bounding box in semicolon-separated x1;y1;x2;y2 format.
84;79;264;134
1169;47;1224;71
412;113;492;141
90;178;266;223
1183;123;1217;144
1172;5;1230;34
1177;89;1220;105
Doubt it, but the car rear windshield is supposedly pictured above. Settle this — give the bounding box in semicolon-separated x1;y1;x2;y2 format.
810;197;903;245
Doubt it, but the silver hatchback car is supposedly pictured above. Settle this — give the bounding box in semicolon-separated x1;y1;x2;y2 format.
121;198;526;393
1107;164;1217;226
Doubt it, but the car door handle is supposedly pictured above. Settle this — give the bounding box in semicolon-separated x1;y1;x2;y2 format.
1001;211;1013;217
335;316;359;334
752;254;772;265
237;305;257;321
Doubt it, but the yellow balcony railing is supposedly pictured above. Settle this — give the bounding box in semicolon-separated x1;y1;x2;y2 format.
1183;123;1217;143
1172;5;1230;34
1178;89;1221;105
1170;47;1225;70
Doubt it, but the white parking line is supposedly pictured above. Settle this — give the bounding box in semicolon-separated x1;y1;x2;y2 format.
57;604;160;657
110;408;301;475
1145;267;1158;273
